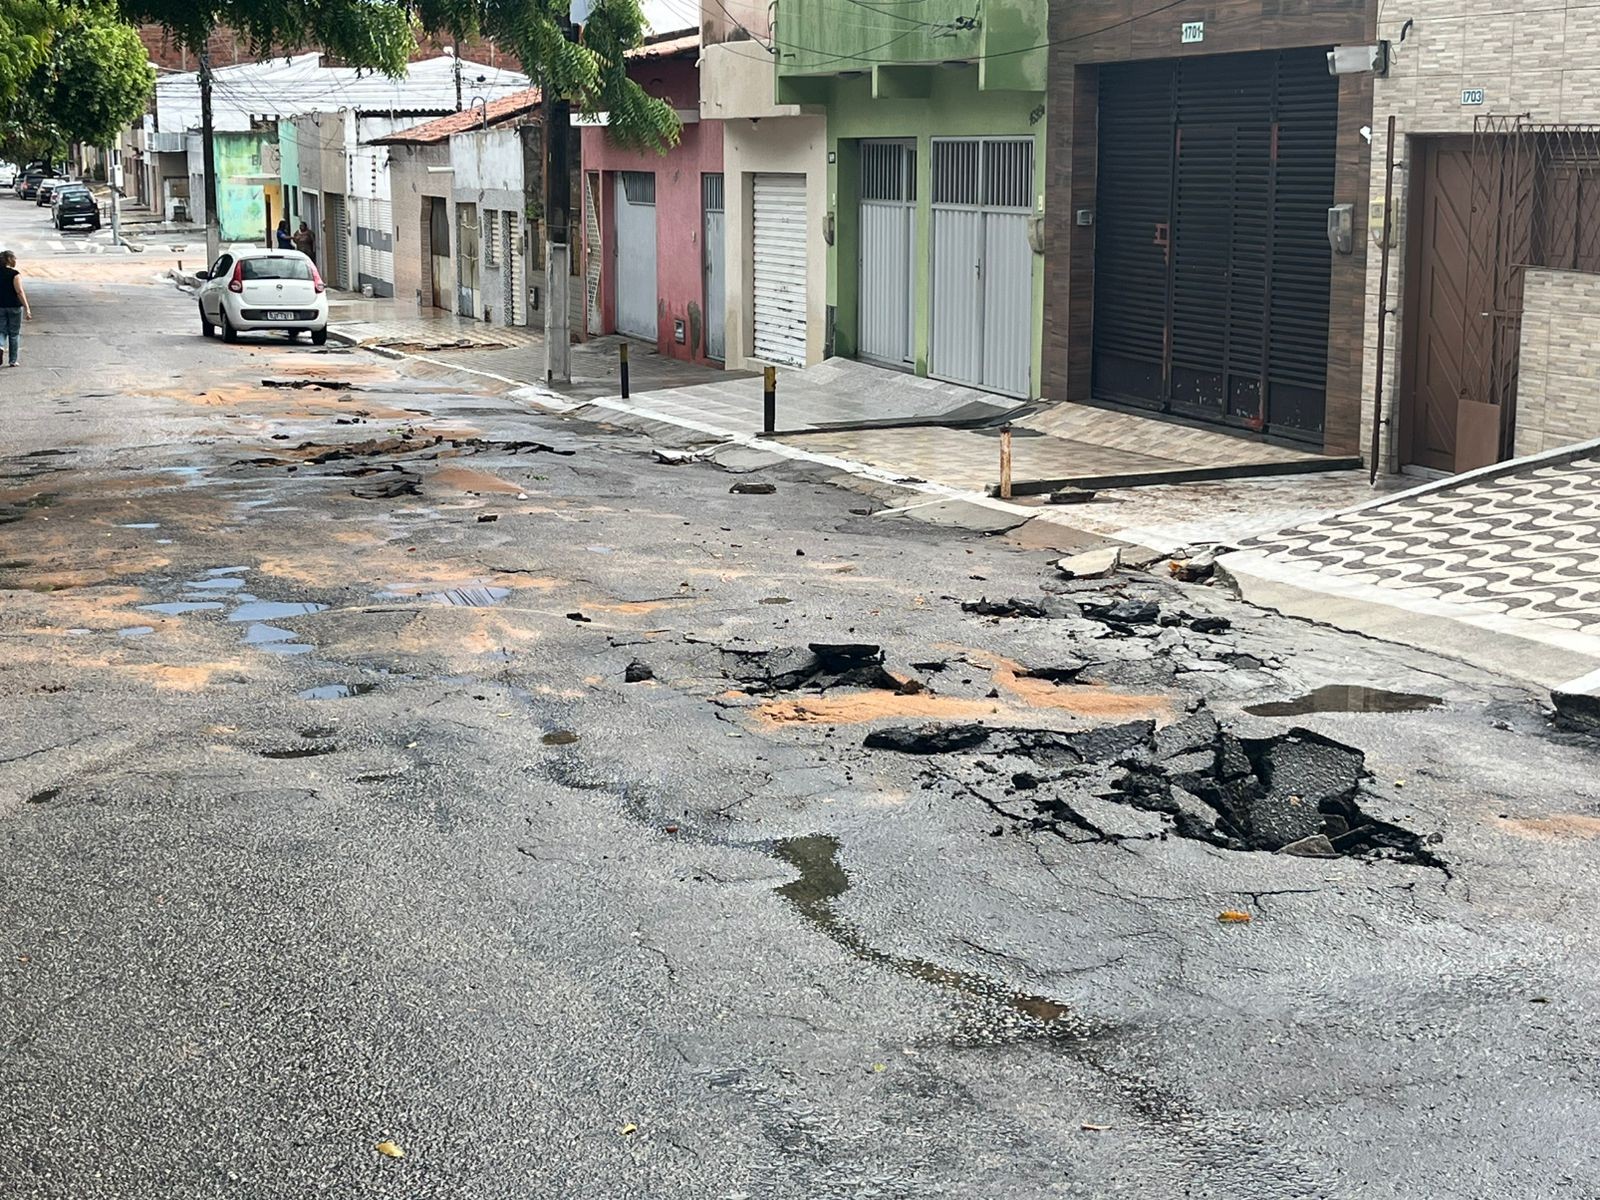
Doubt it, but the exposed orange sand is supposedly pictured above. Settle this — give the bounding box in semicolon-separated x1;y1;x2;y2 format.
429;465;522;495
1502;815;1600;841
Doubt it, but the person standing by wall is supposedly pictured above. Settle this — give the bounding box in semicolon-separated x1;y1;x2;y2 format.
293;219;315;261
0;251;32;367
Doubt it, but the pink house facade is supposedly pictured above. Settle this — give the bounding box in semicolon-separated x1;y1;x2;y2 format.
579;34;726;365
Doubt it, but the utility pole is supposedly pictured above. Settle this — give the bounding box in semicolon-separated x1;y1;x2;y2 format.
106;144;121;248
453;42;463;112
199;48;219;264
542;15;576;384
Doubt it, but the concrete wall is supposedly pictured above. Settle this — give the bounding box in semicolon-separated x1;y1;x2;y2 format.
582;56;726;362
186;130;276;244
452;127;530;325
776;0;1045;88
1514;269;1600;457
1365;0;1600;470
278;120;300;233
389;141;454;312
826;69;1046;397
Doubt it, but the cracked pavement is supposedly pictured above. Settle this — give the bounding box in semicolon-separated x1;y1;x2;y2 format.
3;209;1600;1198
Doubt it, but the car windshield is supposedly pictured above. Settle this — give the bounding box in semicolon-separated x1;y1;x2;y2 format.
58;188;89;199
241;257;312;281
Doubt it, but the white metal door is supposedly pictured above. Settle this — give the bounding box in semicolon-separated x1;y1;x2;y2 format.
504;213;521;325
928;137;1035;396
751;172;808;366
858;140;916;366
614;171;658;340
702;174;726;361
585;172;603;335
328;193;351;291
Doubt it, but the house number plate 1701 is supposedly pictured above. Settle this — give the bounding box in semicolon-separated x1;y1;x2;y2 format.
1181;21;1204;42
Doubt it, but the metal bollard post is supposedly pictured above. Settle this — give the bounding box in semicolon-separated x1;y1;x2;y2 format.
619;341;630;400
763;366;776;434
999;422;1013;500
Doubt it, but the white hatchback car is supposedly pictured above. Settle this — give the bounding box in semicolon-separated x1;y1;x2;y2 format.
196;247;329;344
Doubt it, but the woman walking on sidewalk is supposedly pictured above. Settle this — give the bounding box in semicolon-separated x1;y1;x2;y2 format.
0;251;32;366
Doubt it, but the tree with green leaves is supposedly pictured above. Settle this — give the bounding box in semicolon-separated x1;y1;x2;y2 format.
0;0;55;110
34;7;154;151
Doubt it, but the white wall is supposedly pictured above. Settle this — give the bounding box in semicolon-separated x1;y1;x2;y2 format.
722;114;829;371
452;128;524;195
700;40;829;370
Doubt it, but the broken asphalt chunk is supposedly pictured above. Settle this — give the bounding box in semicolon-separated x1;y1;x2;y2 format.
723;643;899;694
1055;547;1121;580
624;660;655;683
730;481;777;495
962;596;1079;620
864;723;991;754
1079;598;1160;629
1170;553;1217;583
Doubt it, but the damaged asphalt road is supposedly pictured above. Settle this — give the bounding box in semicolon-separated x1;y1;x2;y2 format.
3;266;1600;1199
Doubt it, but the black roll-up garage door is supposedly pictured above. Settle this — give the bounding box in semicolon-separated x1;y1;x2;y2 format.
1092;48;1338;444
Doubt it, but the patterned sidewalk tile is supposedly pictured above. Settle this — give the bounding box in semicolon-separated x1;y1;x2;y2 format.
1239;454;1600;642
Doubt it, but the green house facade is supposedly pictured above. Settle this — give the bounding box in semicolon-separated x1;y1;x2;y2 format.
776;0;1048;398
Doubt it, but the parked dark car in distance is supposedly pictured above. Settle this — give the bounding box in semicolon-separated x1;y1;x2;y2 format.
17;172;45;200
52;185;99;231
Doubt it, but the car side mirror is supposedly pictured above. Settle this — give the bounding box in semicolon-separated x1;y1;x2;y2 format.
195;270;211;281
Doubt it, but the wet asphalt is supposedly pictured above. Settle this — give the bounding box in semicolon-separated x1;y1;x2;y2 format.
3;211;1600;1198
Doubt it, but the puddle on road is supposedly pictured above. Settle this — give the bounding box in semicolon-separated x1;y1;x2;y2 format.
140;601;224;615
1245;686;1442;717
116;626;155;639
184;577;249;592
120;522;161;529
228;601;328;622
299;682;377;701
241;622;298;646
406;588;505;611
772;834;1086;1044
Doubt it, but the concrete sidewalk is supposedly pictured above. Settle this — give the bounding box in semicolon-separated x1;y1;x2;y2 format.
325;295;737;401
306;289;1379;552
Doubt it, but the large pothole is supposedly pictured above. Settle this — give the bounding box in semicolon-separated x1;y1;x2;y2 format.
873;708;1445;870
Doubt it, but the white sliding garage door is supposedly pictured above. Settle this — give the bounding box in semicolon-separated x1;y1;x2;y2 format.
751;172;808;366
614;171;658;340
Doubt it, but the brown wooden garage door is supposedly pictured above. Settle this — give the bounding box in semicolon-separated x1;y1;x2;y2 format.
1092;48;1339;444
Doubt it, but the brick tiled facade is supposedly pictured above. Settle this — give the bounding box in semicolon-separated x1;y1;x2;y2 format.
137;24;509;72
1043;0;1377;456
1366;1;1600;472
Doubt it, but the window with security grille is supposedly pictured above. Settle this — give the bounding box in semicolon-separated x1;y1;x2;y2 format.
621;171;656;204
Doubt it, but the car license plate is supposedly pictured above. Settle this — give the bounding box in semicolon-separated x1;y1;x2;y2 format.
266;310;295;321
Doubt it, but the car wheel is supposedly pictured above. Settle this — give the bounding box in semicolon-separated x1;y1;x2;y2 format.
286;329;300;341
311;329;328;347
199;303;214;338
220;310;238;344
